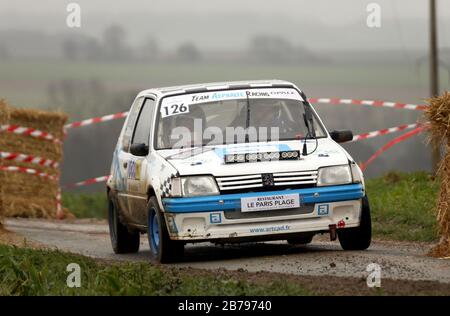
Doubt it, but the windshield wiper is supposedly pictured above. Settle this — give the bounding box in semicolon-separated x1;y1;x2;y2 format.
301;98;318;156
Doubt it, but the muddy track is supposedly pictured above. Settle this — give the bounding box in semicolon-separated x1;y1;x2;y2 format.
4;218;450;286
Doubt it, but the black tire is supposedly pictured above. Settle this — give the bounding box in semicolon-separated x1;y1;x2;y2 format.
338;195;372;250
147;197;184;263
287;233;314;245
108;195;140;254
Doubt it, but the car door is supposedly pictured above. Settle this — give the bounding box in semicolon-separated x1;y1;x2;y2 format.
127;97;156;224
116;97;145;219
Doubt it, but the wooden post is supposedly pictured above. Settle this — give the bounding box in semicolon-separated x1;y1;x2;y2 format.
430;0;441;173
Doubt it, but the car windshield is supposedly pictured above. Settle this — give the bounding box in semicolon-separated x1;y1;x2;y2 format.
155;88;326;150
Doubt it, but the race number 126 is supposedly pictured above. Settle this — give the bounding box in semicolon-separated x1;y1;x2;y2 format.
161;103;189;118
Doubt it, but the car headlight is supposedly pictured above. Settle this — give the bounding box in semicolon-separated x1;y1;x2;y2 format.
317;165;352;186
182;176;219;196
170;176;219;197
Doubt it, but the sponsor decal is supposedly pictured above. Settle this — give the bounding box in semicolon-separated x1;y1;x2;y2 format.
112;147;126;191
246;90;270;97
135;160;141;180
249;224;291;233
210;213;222;224
268;89;297;97
191;94;210;102
160;88;303;111
211;91;246;100
166;215;179;233
317;204;330;216
127;160;142;180
241;193;300;212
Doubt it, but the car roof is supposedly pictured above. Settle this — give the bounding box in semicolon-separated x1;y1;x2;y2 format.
137;79;301;98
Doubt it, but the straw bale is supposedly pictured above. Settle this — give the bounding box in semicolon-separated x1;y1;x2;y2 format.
0;164;59;218
425;91;450;257
0;101;67;219
9;107;67;139
0;134;62;163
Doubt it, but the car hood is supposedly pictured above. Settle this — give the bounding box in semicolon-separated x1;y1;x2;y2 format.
157;139;349;176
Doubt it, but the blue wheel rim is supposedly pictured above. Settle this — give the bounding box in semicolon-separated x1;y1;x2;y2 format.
150;210;160;250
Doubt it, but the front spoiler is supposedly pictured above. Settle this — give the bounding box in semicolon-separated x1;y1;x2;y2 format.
161;184;364;241
162;183;364;213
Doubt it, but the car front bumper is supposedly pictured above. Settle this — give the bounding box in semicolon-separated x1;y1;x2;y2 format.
162;183;364;241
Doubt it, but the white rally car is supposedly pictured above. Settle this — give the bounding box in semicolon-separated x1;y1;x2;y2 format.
107;80;371;263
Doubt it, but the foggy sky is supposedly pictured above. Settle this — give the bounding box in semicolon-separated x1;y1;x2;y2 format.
0;0;449;51
2;0;450;20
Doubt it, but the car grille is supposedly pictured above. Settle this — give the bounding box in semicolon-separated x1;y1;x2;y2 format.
215;170;318;193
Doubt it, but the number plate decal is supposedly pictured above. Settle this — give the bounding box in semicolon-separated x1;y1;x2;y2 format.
241;193;300;212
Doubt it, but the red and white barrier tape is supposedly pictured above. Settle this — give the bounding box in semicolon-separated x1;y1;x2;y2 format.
64;112;129;129
60;98;427;130
0;151;59;169
1;124;62;144
0;165;58;181
351;123;421;142
64;175;110;188
360;126;425;171
307;98;427;111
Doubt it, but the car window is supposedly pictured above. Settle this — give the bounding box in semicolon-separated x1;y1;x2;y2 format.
122;97;144;151
132;98;155;147
156;98;327;149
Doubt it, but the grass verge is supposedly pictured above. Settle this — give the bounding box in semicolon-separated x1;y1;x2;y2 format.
63;171;440;242
0;245;311;295
366;171;439;242
62;192;107;219
1;244;450;296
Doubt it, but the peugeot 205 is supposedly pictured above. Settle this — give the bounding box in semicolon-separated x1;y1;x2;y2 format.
107;80;371;263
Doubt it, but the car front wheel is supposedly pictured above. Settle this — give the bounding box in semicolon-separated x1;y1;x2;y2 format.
147;197;184;263
338;195;372;250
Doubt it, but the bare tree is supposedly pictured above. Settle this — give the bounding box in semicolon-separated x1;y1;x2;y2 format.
139;36;159;62
176;42;201;62
102;24;131;61
0;44;10;60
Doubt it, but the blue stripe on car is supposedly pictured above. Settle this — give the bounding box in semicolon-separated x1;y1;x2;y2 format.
162;183;363;213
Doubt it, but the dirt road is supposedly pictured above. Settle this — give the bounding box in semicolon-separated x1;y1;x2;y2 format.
4;218;450;284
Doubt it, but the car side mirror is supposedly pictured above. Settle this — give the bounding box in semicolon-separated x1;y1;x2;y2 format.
330;130;353;143
130;143;149;156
